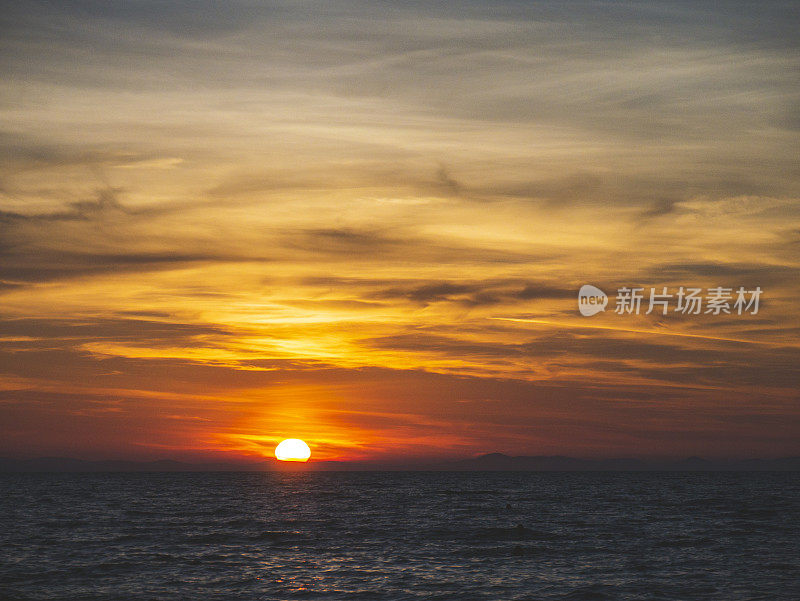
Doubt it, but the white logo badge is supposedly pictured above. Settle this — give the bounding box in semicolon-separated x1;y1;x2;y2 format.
578;285;608;316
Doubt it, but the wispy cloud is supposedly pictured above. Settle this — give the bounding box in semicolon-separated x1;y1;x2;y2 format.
0;0;798;460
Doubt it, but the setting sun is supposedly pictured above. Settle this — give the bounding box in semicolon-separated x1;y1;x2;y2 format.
274;439;311;462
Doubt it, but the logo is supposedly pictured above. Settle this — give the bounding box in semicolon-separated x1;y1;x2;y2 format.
578;284;608;316
576;285;762;317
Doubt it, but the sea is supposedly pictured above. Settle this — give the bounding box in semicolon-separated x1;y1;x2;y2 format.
1;471;798;600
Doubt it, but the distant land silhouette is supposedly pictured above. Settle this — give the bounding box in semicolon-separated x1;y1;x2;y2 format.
2;453;800;472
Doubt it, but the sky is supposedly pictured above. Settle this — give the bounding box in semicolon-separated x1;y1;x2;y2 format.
1;1;798;463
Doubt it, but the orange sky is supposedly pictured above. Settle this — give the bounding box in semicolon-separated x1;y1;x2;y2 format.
1;1;799;462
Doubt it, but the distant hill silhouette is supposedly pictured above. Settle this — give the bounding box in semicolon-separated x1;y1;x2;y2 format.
1;453;799;472
444;453;800;472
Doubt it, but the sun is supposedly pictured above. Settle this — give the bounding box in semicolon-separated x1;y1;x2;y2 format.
274;438;311;462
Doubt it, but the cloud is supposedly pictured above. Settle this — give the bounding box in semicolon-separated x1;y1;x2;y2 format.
279;228;550;265
436;165;462;195
1;0;798;460
0;317;232;343
638;198;679;221
368;279;574;307
651;261;800;287
515;283;574;300
0;187;126;224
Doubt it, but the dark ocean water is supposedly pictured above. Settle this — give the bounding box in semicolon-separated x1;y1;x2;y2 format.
1;471;798;601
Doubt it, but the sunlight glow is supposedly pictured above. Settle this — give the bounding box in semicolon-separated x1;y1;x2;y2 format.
274;438;311;462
